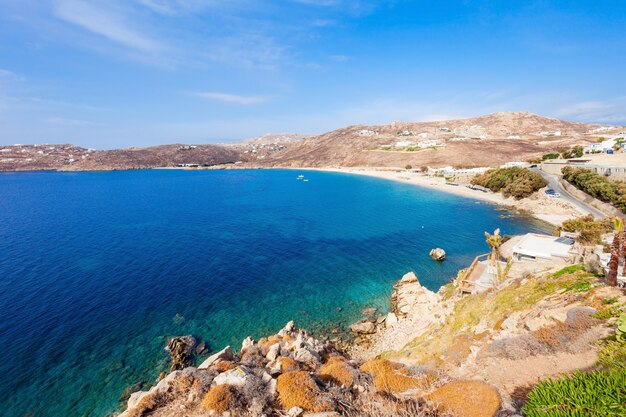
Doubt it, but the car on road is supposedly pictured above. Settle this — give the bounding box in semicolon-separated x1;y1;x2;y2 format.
545;189;561;198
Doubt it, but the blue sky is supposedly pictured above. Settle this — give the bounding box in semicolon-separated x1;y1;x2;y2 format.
1;0;625;148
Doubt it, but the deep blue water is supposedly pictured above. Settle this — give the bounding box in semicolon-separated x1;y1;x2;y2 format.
0;169;550;416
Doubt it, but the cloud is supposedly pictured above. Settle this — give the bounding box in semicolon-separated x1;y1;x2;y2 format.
53;0;160;51
554;98;626;124
192;92;268;105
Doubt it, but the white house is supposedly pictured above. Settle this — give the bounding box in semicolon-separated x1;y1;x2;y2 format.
584;139;616;154
511;234;575;261
417;140;444;148
395;140;413;147
502;161;528;168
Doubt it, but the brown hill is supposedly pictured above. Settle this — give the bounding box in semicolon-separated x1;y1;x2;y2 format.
1;112;623;171
256;112;623;168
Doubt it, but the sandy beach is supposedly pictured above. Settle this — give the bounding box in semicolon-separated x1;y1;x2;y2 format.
310;167;585;226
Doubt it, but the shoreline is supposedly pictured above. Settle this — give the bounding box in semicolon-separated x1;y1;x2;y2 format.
296;167;584;227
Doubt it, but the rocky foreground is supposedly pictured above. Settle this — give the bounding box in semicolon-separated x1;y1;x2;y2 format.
118;264;625;417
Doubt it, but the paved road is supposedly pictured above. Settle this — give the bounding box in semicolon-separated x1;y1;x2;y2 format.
530;167;606;219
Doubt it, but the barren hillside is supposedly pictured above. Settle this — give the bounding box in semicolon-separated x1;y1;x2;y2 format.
255;112;624;168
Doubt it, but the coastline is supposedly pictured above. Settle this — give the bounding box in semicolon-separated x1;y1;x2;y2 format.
301;167;585;227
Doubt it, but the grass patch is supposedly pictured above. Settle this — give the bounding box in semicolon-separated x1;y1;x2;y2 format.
317;356;356;387
522;371;626;417
391;267;599;363
598;339;626;372
603;297;619;305
202;384;236;412
428;381;501;417
593;303;625;320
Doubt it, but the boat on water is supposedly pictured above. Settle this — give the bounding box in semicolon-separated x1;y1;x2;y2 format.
303;179;309;182
297;175;305;180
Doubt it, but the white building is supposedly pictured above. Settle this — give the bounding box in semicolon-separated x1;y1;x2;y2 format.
511;234;576;261
417;140;445;148
395;140;413;147
502;161;529;168
584;139;616;154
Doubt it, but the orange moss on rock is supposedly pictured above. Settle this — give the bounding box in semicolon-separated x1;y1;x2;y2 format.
202;384;236;412
276;371;333;412
445;334;473;366
317;356;356;387
374;371;428;393
279;357;300;373
258;335;282;349
428;380;501;417
214;360;238;373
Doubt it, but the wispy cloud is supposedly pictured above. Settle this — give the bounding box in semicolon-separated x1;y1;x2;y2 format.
554;98;626;124
192;92;268;105
53;0;160;51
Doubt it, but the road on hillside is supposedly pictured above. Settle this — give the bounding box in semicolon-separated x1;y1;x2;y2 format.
529;167;606;219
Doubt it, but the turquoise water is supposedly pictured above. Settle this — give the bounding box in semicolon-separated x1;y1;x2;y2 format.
0;169;550;416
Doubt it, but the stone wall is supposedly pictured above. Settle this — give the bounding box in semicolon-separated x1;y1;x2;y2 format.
558;179;622;217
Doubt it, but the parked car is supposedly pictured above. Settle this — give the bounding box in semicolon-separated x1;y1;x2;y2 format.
545;189;561;198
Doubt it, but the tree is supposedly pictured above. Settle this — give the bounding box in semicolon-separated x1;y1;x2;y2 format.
405;164;412;170
607;218;622;287
485;228;502;266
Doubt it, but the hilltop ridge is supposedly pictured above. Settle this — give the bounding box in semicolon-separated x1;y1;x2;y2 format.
0;112;623;172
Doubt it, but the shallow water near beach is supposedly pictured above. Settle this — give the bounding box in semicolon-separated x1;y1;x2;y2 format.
0;169;550;416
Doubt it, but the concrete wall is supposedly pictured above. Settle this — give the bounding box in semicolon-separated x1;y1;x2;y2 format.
558;179;623;217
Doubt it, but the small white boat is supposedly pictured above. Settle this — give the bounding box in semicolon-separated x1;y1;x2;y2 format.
303;179;309;182
297;175;304;180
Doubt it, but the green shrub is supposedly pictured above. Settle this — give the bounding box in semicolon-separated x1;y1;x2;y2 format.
522;370;626;416
593;304;625;320
562;167;626;213
471;167;547;199
542;153;560;161
560;215;614;244
603;297;619;305
552;264;585;278
598;339;626;372
561;145;584;159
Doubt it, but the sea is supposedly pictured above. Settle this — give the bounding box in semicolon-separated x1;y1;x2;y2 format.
0;169;551;416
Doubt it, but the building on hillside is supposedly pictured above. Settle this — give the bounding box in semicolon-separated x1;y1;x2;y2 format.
502;161;529;168
508;234;577;262
417;140;445;148
584;139;616;154
541;153;626;180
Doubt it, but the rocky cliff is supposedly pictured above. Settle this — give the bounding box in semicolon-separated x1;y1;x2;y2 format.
116;264;626;417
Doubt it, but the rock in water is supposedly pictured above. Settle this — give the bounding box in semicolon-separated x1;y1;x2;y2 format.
166;336;196;371
350;321;376;334
429;248;446;261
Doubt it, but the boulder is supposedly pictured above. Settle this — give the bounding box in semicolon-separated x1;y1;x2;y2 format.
277;321;296;337
166;336;196;371
429;248;446;261
241;336;255;350
386;312;398;326
391;275;441;319
266;343;281;361
294;346;321;368
400;271;418;283
289;406;304;417
213;365;253;387
350;321;376;334
198;346;234;370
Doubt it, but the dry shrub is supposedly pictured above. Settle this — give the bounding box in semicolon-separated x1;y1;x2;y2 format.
126;392;159;417
240;345;267;368
374;371;429;394
428;380;501;417
318;356;356;387
214;360;238;373
360;359;405;377
279;356;300;373
489;309;602;360
276;371;333;412
345;391;438;417
445;334;473;366
202;384;236;412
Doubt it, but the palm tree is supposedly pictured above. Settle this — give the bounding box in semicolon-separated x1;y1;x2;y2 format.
607;218;622;287
485;228;502;266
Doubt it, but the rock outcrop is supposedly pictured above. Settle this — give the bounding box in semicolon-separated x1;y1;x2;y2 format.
429;248;446;261
166;336;196;371
391;272;441;318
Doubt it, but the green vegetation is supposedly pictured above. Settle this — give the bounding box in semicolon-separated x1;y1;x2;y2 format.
390;266;596;363
617;314;626;341
404;164;412;170
560;145;584;159
521;370;626;417
593;303;625;320
598;339;626;372
562;167;626;212
560;215;614;244
602;297;619;305
541;153;560;161
471;167;547;199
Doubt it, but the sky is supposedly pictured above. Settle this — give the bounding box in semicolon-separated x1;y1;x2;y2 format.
1;0;626;148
